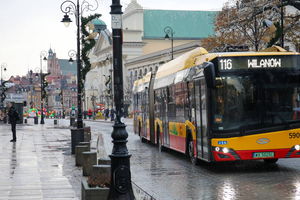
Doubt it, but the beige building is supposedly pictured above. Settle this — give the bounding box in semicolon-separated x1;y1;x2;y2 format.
86;0;218;113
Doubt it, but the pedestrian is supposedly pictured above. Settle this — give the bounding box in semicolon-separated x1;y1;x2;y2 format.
7;102;20;142
104;108;109;120
110;108;115;121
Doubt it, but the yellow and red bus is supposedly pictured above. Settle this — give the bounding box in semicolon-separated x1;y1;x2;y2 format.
133;46;300;164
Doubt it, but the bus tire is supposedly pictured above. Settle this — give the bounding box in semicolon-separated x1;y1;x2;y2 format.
138;121;142;136
157;125;163;152
186;130;198;165
263;158;278;164
139;122;145;143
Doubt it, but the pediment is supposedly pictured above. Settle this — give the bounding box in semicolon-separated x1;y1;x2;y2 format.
92;30;112;57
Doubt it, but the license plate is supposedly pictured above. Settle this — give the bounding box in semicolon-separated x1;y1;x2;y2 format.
253;152;274;158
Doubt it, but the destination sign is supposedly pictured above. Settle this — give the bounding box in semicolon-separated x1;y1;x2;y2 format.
217;55;300;71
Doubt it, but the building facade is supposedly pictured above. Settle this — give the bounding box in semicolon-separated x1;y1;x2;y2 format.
86;0;218;113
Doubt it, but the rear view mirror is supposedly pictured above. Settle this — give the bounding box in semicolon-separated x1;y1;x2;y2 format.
203;62;216;88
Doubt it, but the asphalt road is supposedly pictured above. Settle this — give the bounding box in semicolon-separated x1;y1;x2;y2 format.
3;118;298;200
85;118;300;200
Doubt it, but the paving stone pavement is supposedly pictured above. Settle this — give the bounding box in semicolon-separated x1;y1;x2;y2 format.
0;119;83;200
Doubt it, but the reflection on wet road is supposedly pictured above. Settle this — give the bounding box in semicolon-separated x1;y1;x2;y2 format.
88;119;300;200
1;118;299;200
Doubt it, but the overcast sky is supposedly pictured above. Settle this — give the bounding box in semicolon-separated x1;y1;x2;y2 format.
0;0;228;78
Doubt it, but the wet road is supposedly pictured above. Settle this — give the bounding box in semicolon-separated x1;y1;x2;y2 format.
85;119;300;200
1;118;299;200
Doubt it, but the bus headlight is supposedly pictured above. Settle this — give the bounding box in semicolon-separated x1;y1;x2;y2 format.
222;147;229;154
295;145;300;151
215;147;220;152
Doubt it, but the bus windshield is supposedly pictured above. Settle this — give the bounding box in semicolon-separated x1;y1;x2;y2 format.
212;70;300;134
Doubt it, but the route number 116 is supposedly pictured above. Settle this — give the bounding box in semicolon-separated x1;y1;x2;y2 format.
220;59;233;70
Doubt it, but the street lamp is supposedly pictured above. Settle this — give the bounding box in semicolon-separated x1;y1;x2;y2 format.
0;63;7;108
164;26;175;60
60;0;98;129
39;51;48;124
1;63;7;84
68;50;76;64
108;0;134;199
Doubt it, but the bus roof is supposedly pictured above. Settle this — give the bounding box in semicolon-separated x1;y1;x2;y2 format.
155;47;208;80
132;72;152;93
195;47;299;66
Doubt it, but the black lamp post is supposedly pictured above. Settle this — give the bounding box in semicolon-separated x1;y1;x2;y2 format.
164;26;174;60
0;63;7;108
108;0;134;198
108;0;134;199
40;51;47;124
60;0;98;129
1;63;7;84
280;0;284;48
29;70;33;106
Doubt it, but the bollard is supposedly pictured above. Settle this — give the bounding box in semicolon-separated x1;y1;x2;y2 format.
83;126;91;142
82;151;97;176
90;164;111;182
70;117;75;126
98;158;111;165
70;128;84;154
75;145;89;166
24;118;27;124
34;117;38;124
79;142;91;150
54;119;58;125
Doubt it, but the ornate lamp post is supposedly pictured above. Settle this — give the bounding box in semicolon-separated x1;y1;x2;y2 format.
0;63;7;108
60;0;98;129
1;63;7;84
164;26;175;60
39;51;48;124
108;0;134;199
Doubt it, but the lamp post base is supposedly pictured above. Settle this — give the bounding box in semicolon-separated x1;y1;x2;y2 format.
108;123;134;200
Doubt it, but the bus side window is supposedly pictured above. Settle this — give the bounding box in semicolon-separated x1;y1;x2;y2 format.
184;82;190;120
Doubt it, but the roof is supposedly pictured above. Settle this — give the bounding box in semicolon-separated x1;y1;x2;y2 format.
58;59;77;75
155;47;208;79
133;72;151;93
195;49;299;66
91;18;106;26
156;46;299;80
143;9;218;39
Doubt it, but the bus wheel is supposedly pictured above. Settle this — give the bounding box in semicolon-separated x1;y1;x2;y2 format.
263;158;278;164
157;126;163;152
139;122;145;143
187;137;198;165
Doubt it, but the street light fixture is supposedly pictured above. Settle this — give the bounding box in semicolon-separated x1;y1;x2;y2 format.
68;50;76;64
39;51;48;124
1;63;7;84
164;26;175;60
108;0;134;199
60;0;98;129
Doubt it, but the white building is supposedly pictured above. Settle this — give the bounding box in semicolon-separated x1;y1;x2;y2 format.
85;0;218;114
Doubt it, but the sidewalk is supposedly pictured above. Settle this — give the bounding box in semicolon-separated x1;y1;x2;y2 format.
0;119;82;200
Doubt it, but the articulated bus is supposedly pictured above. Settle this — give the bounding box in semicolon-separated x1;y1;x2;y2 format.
133;46;300;164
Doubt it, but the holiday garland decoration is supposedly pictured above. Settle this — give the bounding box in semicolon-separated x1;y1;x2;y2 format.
80;13;101;84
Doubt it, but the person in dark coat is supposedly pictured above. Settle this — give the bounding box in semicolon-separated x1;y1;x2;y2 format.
110;108;115;121
7;102;19;142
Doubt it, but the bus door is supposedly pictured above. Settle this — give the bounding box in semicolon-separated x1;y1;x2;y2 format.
193;78;209;161
162;88;170;147
200;78;209;160
193;79;203;158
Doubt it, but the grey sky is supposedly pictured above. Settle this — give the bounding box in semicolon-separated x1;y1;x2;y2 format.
0;0;228;78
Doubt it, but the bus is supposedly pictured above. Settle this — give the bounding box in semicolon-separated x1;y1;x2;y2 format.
133;46;300;164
